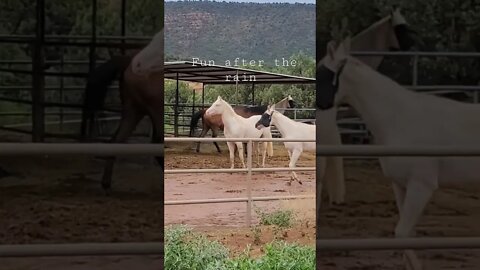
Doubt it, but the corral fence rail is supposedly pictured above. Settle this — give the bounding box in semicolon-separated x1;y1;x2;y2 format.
165;137;316;227
314;143;480;252
3;142;480;255
164;103;315;137
2;51;480;141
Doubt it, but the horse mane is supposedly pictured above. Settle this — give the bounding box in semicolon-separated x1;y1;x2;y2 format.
347;56;466;106
352;15;391;43
221;98;236;112
244;105;267;114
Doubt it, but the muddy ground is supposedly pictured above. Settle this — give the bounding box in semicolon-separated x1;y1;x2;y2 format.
165;141;316;257
2;134;480;270
0;134;162;270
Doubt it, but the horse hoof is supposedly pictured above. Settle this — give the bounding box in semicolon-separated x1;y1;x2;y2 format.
286;181;292;186
298;181;303;185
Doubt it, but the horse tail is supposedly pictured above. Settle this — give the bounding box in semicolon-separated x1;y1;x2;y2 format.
324;156;345;204
317;108;345;204
189;109;205;137
81;55;132;139
263;128;274;157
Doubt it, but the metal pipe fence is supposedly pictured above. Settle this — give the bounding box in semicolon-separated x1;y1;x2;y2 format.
0;242;164;257
2;51;480;141
165;137;316;227
313;144;480;252
2;142;480;253
317;238;480;251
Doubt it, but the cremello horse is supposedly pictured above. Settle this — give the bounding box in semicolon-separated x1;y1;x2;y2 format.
317;7;417;206
255;104;315;185
317;37;476;270
205;96;274;169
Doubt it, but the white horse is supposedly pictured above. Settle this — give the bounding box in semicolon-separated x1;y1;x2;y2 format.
256;104;315;185
205;96;274;169
317;36;480;270
317;7;417;205
130;29;163;75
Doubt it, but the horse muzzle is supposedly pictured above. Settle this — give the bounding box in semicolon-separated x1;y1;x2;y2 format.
205;110;214;116
255;123;265;130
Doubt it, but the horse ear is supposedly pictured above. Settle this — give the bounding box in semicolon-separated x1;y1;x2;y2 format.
391;5;397;15
391;7;407;26
326;40;337;59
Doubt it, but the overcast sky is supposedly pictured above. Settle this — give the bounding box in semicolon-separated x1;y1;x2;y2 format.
165;0;315;4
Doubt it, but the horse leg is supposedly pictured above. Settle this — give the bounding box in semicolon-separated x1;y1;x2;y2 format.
196;125;209;153
256;142;261;166
395;177;437;270
392;182;406;213
288;149;303;185
211;127;221;153
261;142;268;168
101;108;143;194
226;141;236;169
147;106;164;169
235;142;246;168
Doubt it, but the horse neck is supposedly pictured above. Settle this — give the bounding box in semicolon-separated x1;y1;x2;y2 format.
220;102;241;124
274;98;288;114
342;61;419;141
351;18;392;69
272;111;295;136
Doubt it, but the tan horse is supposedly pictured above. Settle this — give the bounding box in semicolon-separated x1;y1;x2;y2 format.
317;7;418;207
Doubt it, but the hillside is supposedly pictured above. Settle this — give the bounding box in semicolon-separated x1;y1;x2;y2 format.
165;1;315;64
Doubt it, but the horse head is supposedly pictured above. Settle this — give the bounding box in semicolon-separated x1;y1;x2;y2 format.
287;95;295;108
390;7;418;51
255;104;275;130
205;96;226;116
317;37;350;110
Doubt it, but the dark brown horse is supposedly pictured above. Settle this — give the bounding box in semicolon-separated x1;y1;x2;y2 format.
189;95;295;153
81;30;164;193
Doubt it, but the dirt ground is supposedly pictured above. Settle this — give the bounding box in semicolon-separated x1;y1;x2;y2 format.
318;160;480;270
165;141;316;256
0;133;162;270
3;134;480;269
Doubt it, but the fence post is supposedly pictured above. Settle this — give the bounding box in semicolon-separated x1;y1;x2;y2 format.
412;54;419;87
32;0;45;142
246;139;253;227
174;73;179;137
59;50;65;131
